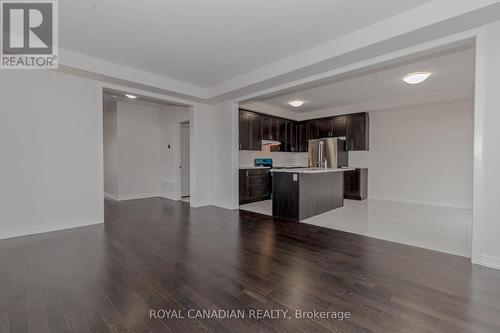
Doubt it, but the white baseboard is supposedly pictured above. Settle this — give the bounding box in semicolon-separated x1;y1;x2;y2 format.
0;217;104;241
160;194;178;201
480;255;500;270
190;200;211;208
211;202;237;210
116;193;162;201
106;192;179;202
104;192;118;201
161;181;179;201
160;192;179;201
368;196;472;210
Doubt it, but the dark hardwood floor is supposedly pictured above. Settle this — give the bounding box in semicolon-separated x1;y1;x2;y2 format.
1;198;500;333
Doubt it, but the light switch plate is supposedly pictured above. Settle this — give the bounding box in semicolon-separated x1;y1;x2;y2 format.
293;174;298;181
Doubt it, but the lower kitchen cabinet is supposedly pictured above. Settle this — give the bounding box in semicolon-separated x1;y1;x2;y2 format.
239;169;270;205
344;168;368;200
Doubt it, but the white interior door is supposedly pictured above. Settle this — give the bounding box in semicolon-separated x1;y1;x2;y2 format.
180;123;190;197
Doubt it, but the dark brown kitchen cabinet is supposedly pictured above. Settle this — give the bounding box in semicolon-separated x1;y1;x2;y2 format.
239;168;270;205
262;115;280;141
317;118;332;138
278;119;298;152
292;121;299;152
307;119;320;139
239;111;250;150
239;110;369;152
262;115;272;140
271;118;280;142
278;119;288;152
332;116;346;137
345;113;369;151
239;110;262;151
344;168;368;200
313;116;346;138
297;122;308;152
250;113;263;150
286;121;298;152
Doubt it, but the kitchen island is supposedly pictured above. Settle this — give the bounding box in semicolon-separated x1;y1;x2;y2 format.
271;167;354;221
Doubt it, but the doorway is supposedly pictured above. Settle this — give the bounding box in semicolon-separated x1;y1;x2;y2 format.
180;122;190;201
102;88;192;207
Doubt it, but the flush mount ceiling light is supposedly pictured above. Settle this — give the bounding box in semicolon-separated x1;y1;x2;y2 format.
289;100;305;107
125;94;137;99
403;72;431;85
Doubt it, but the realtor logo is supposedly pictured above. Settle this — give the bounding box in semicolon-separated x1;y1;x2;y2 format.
1;0;58;69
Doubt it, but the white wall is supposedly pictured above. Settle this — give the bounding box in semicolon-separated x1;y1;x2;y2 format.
211;102;238;209
0;70;215;240
0;70;103;239
191;104;214;207
348;99;474;208
473;21;500;269
103;97;118;198
115;101;164;199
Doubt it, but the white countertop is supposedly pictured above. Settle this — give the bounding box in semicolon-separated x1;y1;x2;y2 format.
239;166;271;170
270;167;355;174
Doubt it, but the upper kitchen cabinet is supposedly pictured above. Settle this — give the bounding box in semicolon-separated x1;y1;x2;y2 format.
306;119;320;139
288;121;298;152
239;110;262;151
250;113;263;150
332;116;346;137
345;113;369;151
317;118;333;138
262;115;280;142
239;111;251;150
278;119;292;152
239;109;369;152
297;122;308;152
262;115;272;141
307;116;346;139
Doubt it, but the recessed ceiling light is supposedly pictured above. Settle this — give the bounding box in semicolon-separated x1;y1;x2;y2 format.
403;72;431;85
125;94;137;99
289;100;305;107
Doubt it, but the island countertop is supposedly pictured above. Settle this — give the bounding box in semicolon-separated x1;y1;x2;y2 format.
270;167;355;174
239;166;271;170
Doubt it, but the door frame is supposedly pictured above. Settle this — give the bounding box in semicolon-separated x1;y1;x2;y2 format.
177;121;190;200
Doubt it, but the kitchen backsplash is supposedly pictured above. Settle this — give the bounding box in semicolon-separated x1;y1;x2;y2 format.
239;150;308;167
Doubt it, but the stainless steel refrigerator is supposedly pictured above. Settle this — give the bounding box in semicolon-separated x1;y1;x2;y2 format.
308;138;348;168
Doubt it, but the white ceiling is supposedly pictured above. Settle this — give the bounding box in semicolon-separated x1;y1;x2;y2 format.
242;47;475;113
60;0;431;87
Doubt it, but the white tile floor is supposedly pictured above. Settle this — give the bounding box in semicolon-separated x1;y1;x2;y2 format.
239;199;472;257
